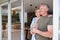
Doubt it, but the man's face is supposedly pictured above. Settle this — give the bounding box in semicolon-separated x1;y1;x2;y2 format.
39;5;48;15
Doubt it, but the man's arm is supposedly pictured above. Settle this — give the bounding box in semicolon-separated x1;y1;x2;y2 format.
32;25;53;38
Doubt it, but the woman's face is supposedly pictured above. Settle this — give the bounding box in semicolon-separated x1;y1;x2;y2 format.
35;10;41;17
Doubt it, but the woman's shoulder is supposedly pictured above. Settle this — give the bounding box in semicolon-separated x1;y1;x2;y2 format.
33;17;37;19
32;17;37;22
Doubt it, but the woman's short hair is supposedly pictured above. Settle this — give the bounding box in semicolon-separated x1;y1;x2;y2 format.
34;8;39;13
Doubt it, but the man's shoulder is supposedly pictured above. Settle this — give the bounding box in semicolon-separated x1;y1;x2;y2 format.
48;15;53;18
48;16;53;19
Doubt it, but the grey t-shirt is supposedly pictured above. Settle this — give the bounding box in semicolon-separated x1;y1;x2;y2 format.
35;16;53;40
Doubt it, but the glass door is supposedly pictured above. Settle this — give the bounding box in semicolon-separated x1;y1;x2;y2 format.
0;0;25;40
11;0;22;40
2;4;8;40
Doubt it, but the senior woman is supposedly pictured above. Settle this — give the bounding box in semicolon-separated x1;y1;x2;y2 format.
30;9;41;40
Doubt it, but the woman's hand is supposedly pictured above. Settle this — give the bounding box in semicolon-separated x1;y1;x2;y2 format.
32;28;39;34
30;30;35;34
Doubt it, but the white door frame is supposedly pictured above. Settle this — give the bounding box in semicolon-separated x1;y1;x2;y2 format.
8;1;12;40
53;0;59;40
20;0;25;40
0;5;2;40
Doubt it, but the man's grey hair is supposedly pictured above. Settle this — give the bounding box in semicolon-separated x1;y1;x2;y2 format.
40;3;50;9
